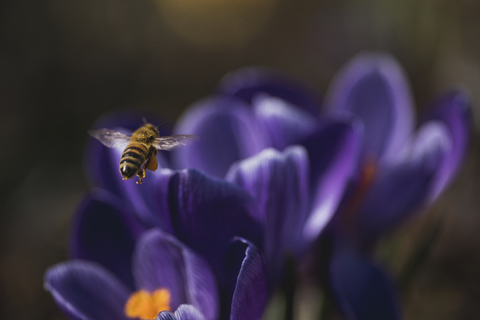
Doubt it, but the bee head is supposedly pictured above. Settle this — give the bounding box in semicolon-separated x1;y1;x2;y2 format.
143;123;159;135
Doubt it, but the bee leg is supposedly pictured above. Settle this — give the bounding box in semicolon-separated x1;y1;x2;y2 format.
136;168;145;184
136;150;156;184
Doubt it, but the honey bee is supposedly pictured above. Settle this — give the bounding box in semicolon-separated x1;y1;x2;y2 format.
89;122;198;184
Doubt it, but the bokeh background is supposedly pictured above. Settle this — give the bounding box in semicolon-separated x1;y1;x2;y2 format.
1;0;479;319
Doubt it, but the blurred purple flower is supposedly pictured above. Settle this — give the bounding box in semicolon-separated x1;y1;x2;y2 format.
326;53;471;247
321;53;472;319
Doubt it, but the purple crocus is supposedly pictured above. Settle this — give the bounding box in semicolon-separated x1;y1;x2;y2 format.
45;226;219;320
168;68;362;280
67;69;361;320
322;53;472;319
44;56;465;320
45;190;268;320
81;68;361;290
326;53;471;245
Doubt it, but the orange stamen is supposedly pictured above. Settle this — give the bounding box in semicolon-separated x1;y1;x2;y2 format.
125;288;171;319
341;157;378;226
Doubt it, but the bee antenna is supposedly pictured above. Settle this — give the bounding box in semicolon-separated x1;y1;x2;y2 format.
156;120;170;129
142;117;148;124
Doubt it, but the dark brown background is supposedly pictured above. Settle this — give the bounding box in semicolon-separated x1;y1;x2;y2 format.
1;0;479;319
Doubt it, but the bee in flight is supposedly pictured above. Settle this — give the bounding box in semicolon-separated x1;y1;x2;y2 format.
89;122;198;184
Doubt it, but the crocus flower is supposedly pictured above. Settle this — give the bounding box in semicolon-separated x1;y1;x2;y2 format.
45;226;219;320
65;68;363;320
169;68;363;278
321;53;472;319
83;68;361;291
86;123;355;288
83;133;269;307
325;53;471;246
48;58;461;320
45;190;268;320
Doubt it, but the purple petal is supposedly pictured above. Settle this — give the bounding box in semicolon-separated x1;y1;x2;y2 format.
132;230;187;310
172;96;270;178
157;305;206;320
103;148;173;228
230;238;268;320
420;89;472;200
118;167;176;230
69;189;146;290
168;169;264;318
302;121;363;242
133;229;219;320
217;67;322;115
149;168;177;232
226;146;309;283
253;95;319;150
157;311;177;320
328;242;401;320
168;169;263;268
44;260;131;320
175;305;207;320
106;164;175;229
354;137;446;247
325;53;414;163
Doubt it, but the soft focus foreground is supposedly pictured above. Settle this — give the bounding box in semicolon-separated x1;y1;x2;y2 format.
1;1;480;320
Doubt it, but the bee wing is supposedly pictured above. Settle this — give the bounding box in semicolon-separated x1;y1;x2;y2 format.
88;128;131;149
153;135;199;151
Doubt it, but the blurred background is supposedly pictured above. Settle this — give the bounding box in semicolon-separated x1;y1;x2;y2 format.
1;0;479;319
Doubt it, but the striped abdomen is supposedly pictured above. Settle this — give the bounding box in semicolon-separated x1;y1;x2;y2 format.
119;143;148;179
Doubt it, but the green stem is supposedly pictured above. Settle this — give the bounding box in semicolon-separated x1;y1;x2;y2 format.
398;215;443;294
319;289;333;320
283;254;296;320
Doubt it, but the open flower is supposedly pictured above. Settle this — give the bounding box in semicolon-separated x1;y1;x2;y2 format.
45;190;268;320
66;69;362;320
174;70;364;283
45;57;464;320
45;226;219;320
322;53;472;319
81;146;269;315
85;131;356;290
83;70;361;290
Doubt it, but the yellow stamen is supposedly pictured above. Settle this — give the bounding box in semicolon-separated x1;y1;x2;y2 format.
125;288;171;319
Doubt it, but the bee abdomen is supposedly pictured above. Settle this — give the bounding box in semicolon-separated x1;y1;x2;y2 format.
119;144;147;179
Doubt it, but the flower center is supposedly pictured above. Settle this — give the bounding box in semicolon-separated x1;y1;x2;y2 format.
124;288;171;319
341;157;378;225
